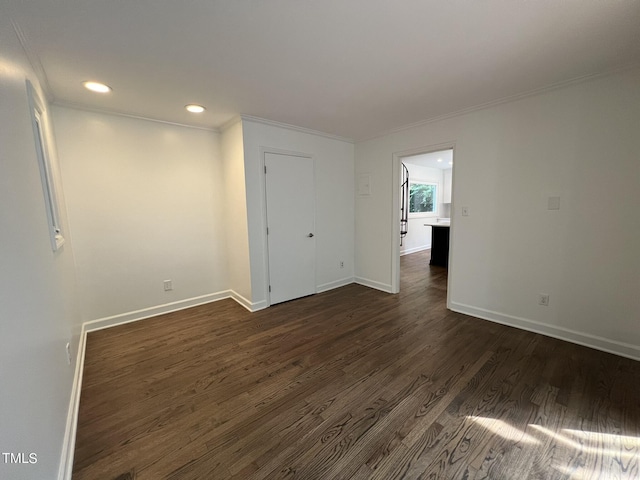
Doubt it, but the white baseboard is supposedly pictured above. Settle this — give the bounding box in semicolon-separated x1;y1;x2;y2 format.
58;293;639;479
400;245;430;256
450;302;640;362
83;291;271;331
58;289;269;478
83;291;234;332
354;277;394;294
317;277;354;293
58;325;88;480
229;290;267;312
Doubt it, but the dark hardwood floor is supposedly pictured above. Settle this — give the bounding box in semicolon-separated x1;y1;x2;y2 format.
73;250;640;479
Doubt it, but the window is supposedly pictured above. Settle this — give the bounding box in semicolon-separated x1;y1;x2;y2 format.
409;182;437;215
26;80;65;251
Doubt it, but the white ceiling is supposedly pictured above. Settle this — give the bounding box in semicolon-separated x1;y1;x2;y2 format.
4;1;640;141
403;149;453;170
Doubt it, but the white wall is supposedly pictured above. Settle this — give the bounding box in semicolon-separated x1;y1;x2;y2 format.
241;118;355;307
355;67;640;359
0;21;82;479
220;119;253;307
53;107;228;324
400;163;444;255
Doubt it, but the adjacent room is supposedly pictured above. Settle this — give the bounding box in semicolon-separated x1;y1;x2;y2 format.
1;1;639;479
399;148;453;266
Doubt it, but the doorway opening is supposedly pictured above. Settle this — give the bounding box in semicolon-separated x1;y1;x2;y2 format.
391;144;454;296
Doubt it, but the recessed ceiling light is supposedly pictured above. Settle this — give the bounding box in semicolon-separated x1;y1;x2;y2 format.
83;81;112;93
437;158;443;162
185;104;206;113
449;161;453;165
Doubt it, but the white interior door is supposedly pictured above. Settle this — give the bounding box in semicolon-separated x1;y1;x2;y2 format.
265;152;316;304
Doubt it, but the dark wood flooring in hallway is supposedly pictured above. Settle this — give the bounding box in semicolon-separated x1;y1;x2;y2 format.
73;250;640;479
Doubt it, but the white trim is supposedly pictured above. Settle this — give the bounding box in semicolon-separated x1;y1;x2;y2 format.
12;20;53;101
52;101;219;132
84;291;232;332
261;146;314;159
450;302;640;362
58;325;87;480
317;277;354;293
364;63;640;142
446;150;456;304
242;115;353;143
391;156;401;294
400;245;430;256
260;148;271;308
229;290;268;312
355;277;394;294
57;289;269;478
219;114;242;132
26;79;66;252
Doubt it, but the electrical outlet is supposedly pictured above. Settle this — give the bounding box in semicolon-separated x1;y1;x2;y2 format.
65;342;72;365
538;294;550;306
164;279;173;291
339;261;344;268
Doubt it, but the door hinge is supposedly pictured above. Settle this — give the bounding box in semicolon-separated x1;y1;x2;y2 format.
264;165;267;174
269;285;271;292
266;227;269;235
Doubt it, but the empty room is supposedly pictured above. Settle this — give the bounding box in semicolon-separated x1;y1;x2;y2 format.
1;2;639;479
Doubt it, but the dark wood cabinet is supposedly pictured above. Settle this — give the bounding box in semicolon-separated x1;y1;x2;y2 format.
430;225;450;267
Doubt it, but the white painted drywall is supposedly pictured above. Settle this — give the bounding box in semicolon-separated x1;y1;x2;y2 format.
220;119;253;307
355;67;640;358
53;107;228;322
400;163;444;255
0;21;82;479
240;118;355;306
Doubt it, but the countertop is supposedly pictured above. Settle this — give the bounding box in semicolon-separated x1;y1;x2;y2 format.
423;218;450;227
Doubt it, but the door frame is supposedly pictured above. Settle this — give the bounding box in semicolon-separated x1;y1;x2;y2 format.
260;147;316;307
391;141;456;301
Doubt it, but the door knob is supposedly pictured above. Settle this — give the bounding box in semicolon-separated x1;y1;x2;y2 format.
308;233;314;237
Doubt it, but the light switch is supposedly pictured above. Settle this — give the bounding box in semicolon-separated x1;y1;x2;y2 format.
358;174;371;196
461;206;470;216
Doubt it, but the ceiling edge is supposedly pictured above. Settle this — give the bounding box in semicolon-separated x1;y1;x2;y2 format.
52;101;221;133
11;19;54;103
240;114;354;144
219;115;242;133
362;62;640;143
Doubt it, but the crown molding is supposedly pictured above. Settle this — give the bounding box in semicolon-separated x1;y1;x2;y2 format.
11;19;54;102
219;115;243;132
240;114;353;144
52;101;220;132
364;62;640;143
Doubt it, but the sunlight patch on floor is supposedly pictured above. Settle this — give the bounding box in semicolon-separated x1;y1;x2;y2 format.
530;424;640;461
468;417;639;479
467;416;540;445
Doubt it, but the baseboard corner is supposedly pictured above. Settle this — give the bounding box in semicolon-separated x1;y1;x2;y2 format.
229;290;268;312
354;276;394;294
317;277;355;293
